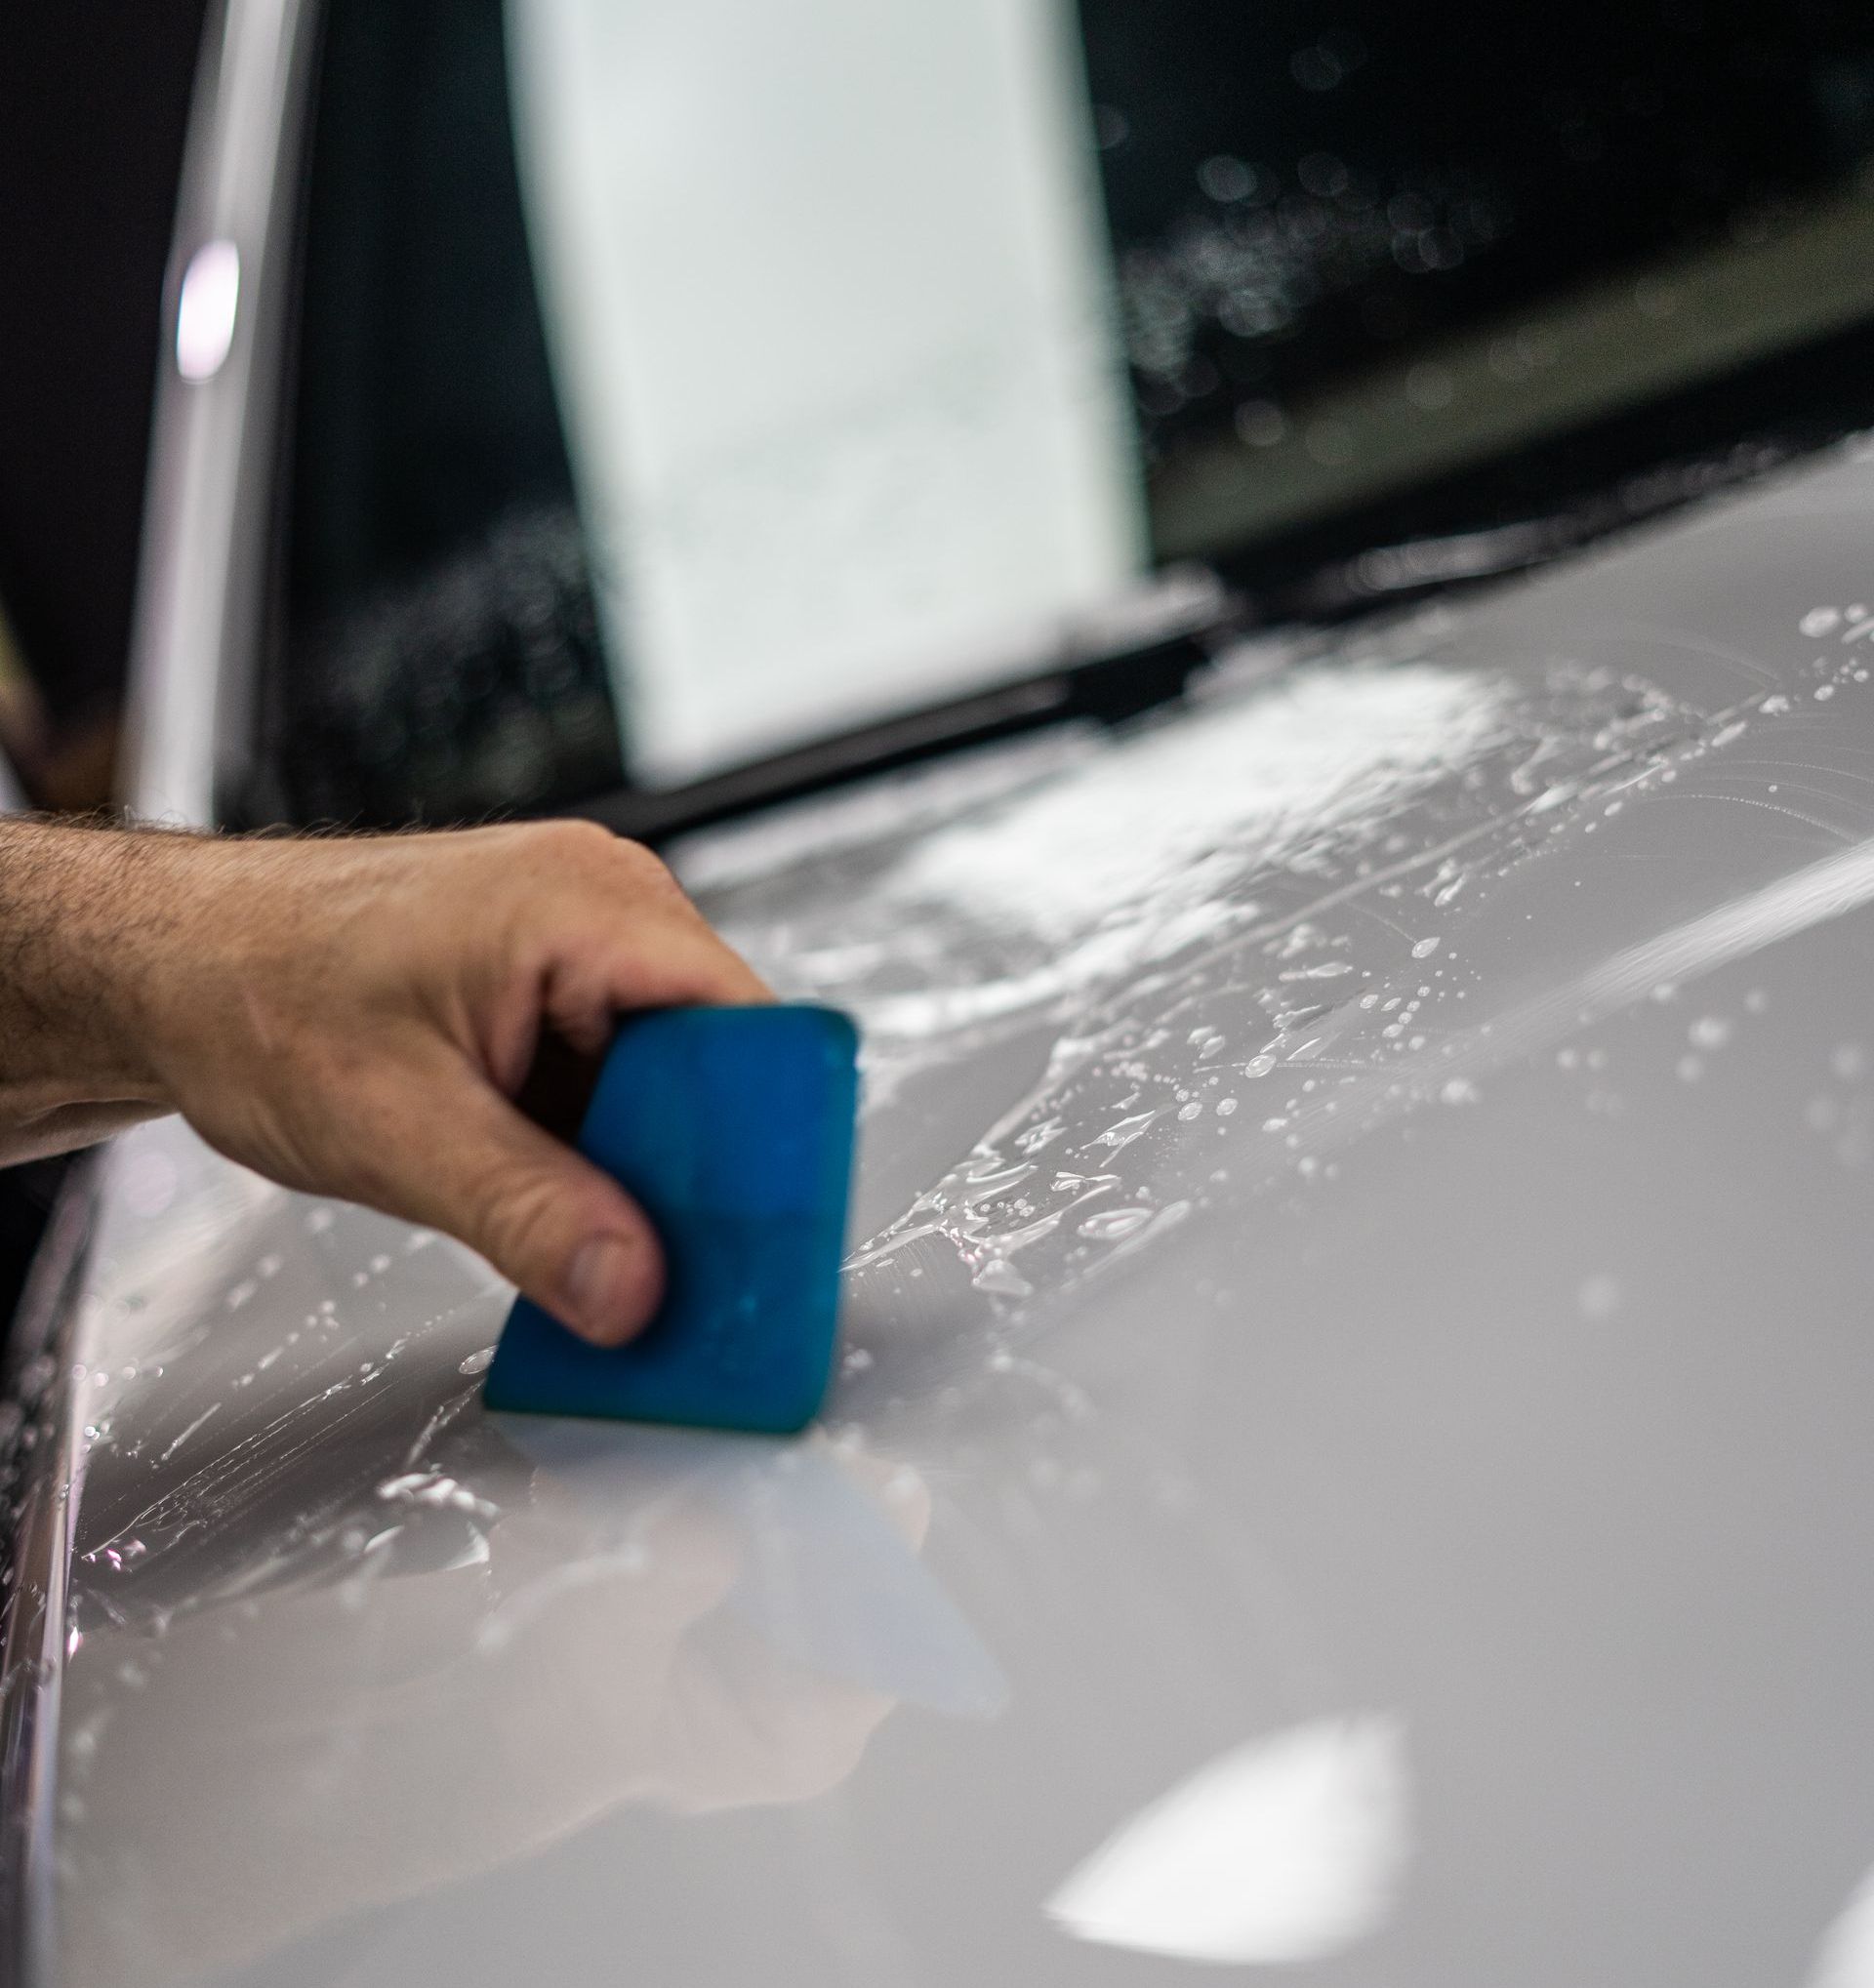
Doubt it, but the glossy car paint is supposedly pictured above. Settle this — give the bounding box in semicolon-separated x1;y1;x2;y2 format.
2;435;1873;1983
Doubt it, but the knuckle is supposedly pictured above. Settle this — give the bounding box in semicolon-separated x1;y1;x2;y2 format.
479;1164;569;1275
561;817;619;859
520;817;616;871
609;835;681;894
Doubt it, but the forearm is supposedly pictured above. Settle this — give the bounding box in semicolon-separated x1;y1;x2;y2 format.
0;819;202;1158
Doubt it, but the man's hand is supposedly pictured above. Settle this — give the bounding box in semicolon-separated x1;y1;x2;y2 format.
0;819;770;1344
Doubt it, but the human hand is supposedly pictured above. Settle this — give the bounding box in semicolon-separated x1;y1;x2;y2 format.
0;819;769;1342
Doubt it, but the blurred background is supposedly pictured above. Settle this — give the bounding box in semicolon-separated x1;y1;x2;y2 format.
0;4;211;809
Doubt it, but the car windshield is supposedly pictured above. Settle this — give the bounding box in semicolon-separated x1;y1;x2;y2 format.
260;0;1874;832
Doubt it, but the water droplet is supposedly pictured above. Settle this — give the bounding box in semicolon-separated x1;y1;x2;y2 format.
457;1347;495;1377
1015;1117;1065;1153
1411;937;1442;959
1089;1112;1158;1152
376;1471;499;1520
1689;1016;1731;1051
1440;1077;1479;1105
1178;1102;1202;1122
972;1260;1033;1297
960;1160;1037;1204
1215;1098;1239;1116
1080;1206;1155;1240
1275;1003;1330;1031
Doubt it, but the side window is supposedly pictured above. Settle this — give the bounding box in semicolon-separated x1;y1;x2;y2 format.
256;0;625;830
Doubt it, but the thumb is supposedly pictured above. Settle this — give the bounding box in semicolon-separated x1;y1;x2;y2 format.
368;1059;666;1347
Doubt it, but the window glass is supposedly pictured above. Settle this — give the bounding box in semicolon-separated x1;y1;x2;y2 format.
508;0;1146;784
273;0;621;829
266;0;1874;828
1082;1;1874;557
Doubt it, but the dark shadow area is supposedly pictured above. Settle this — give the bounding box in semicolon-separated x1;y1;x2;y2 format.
0;4;210;798
258;0;625;832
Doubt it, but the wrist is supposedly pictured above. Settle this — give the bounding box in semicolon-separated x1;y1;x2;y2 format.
0;820;220;1119
105;828;255;1115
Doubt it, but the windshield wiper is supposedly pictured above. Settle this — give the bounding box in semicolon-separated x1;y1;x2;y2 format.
574;619;1228;847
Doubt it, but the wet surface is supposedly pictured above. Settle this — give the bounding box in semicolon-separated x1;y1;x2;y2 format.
18;437;1874;1982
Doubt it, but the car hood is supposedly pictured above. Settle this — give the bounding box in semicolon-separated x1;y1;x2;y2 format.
13;435;1874;1985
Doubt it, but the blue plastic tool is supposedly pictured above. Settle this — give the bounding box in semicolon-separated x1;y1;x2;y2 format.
482;1004;860;1434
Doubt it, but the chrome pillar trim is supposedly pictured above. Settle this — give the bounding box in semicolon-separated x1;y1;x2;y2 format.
120;0;321;828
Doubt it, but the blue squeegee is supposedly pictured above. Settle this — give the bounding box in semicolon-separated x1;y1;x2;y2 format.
482;1003;860;1434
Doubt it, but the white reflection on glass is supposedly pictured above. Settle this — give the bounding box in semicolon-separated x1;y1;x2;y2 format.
175;239;240;382
508;0;1146;782
1045;1714;1407;1966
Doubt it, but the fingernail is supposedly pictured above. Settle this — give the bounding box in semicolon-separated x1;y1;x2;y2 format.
564;1236;653;1345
